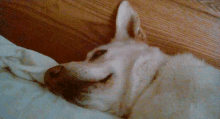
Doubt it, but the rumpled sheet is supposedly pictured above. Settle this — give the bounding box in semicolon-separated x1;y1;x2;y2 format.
0;35;119;119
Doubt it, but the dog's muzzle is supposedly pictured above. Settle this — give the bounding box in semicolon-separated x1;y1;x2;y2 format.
44;65;113;101
44;65;89;100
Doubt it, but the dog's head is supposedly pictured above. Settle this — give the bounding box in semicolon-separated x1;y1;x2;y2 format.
44;1;165;116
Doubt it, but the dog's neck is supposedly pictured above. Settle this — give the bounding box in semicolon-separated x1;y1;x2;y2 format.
109;47;170;117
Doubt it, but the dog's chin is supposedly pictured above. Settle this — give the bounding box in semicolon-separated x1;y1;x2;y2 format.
74;94;111;112
74;73;114;111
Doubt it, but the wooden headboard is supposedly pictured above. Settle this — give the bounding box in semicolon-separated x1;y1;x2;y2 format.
0;0;219;69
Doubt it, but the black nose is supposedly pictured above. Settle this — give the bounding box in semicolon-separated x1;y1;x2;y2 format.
44;65;65;84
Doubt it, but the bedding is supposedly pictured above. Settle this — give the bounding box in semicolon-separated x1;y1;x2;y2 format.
0;35;119;119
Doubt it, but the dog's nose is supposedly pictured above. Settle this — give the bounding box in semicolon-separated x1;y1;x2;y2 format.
44;65;65;85
48;65;64;78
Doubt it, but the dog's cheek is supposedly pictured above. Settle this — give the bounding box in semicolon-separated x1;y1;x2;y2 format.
90;79;115;93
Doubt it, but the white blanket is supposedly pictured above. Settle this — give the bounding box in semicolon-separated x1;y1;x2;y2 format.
0;35;119;119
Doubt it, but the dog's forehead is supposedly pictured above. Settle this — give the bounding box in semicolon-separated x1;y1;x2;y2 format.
86;40;148;60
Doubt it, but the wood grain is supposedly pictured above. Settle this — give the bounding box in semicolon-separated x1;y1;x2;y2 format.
0;0;219;69
174;0;220;18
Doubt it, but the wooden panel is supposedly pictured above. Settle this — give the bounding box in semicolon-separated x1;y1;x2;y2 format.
0;0;219;69
173;0;220;18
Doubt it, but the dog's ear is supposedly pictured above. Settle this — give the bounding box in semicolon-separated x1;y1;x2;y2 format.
113;1;146;42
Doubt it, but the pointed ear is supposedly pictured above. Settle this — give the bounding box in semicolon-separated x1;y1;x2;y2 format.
113;1;146;42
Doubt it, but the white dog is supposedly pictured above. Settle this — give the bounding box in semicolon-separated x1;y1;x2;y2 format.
44;1;220;119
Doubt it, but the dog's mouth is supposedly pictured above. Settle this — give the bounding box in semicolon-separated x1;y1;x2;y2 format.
80;73;114;93
99;73;113;83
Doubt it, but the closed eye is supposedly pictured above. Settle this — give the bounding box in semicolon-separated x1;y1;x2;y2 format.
89;50;107;61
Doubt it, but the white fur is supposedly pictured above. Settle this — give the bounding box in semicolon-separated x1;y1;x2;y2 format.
46;1;220;118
